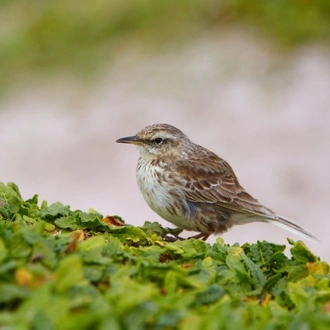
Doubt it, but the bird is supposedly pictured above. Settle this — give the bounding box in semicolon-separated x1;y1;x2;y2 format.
116;123;316;242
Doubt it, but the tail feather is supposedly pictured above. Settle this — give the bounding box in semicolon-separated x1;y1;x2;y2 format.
267;214;318;242
232;212;318;242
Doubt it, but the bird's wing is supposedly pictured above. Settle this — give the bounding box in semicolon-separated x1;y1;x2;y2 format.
173;148;271;216
172;147;317;241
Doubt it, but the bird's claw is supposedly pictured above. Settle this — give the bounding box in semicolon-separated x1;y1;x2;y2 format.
154;231;185;242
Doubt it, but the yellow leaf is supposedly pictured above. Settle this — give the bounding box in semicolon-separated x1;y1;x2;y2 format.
15;268;33;287
307;262;329;276
260;294;272;307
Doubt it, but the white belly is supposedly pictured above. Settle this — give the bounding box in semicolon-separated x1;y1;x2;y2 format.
136;161;195;230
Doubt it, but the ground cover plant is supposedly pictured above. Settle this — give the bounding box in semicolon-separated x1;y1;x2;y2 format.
0;181;329;329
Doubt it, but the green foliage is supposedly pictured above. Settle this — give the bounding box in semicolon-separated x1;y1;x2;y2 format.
1;1;330;92
0;181;329;329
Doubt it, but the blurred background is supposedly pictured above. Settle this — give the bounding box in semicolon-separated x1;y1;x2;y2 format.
1;1;329;260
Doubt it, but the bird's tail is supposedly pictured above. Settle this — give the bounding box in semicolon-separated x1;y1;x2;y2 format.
233;212;318;242
266;214;318;242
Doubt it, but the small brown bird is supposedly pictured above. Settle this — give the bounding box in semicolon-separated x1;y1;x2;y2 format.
116;123;316;241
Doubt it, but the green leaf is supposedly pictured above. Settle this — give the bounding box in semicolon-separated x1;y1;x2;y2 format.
0;182;329;329
193;285;225;306
7;182;22;198
0;182;23;217
55;255;85;292
31;240;57;269
78;235;106;251
8;232;32;259
84;265;104;282
165;239;208;259
55;215;80;230
226;252;251;284
0;238;8;264
30;310;54;330
40;202;70;222
0;283;29;303
246;240;286;267
241;252;267;287
79;236;111;265
290;240;319;263
287;282;309;308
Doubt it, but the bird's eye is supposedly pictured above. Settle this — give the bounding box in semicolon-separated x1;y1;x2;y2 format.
154;138;163;144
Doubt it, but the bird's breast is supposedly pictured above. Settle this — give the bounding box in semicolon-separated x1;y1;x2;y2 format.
136;160;185;222
136;160;171;206
135;159;212;232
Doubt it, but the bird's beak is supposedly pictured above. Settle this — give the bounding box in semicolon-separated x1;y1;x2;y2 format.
116;135;142;145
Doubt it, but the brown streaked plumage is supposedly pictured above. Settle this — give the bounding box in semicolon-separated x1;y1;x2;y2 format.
116;123;316;241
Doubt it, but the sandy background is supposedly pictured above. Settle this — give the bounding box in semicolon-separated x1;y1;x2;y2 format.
1;31;329;260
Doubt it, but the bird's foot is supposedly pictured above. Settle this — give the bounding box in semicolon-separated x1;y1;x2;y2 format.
154;228;209;242
163;235;185;242
155;232;185;242
187;233;210;241
155;228;185;242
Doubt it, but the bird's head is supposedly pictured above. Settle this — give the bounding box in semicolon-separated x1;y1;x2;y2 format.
116;123;190;159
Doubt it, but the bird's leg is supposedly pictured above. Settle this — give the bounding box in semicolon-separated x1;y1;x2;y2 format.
155;228;210;242
154;228;185;242
187;233;210;241
162;234;182;242
166;227;184;238
156;232;185;242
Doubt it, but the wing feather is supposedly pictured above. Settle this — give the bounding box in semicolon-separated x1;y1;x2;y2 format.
172;148;271;216
166;141;316;241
